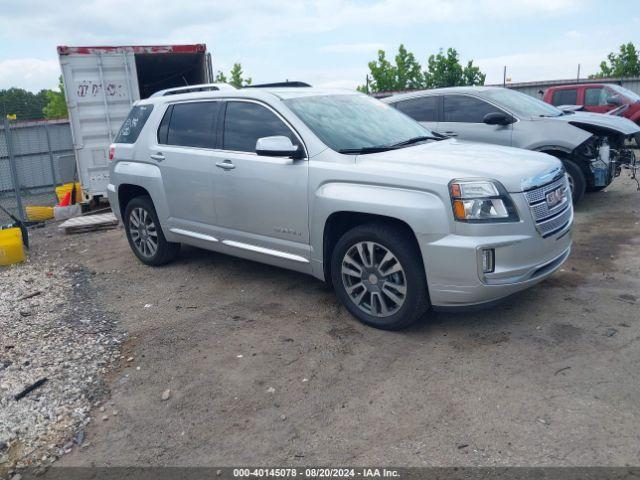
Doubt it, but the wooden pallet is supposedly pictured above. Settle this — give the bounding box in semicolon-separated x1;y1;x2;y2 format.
59;213;119;234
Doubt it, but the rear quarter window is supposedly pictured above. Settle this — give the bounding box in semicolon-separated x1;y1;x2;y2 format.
115;104;154;144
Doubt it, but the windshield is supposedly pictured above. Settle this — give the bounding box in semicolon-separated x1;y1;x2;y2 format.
284;94;432;152
482;88;564;118
608;84;640;102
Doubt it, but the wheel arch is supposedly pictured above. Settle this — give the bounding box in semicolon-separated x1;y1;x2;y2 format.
322;212;425;288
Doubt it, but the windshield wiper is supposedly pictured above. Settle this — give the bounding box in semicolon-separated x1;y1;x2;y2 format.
391;135;441;147
338;145;398;154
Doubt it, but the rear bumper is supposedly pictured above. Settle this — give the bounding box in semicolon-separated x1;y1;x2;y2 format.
106;184;121;222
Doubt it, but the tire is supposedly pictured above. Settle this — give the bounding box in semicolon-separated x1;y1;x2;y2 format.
559;159;586;204
330;222;429;330
587;185;607;193
123;195;180;266
634;132;640;149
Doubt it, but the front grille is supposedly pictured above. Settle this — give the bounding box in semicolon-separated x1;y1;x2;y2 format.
524;175;572;238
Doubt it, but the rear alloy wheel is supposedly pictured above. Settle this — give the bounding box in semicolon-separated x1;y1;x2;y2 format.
331;223;429;330
124;196;180;266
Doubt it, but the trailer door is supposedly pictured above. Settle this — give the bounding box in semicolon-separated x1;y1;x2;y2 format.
59;49;139;200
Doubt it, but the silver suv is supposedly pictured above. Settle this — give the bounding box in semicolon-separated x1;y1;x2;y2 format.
383;86;640;203
107;85;573;330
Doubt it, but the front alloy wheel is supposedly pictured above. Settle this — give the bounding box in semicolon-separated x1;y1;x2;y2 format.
341;241;407;317
331;223;430;330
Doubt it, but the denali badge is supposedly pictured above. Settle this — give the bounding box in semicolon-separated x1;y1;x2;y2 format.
546;186;566;208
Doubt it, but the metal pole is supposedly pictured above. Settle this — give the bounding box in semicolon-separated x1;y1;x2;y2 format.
577;64;581;82
503;66;507;87
3;117;25;222
43;123;58;189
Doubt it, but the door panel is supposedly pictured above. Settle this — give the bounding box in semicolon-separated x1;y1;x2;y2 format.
439;94;512;146
211;100;310;262
152;101;220;231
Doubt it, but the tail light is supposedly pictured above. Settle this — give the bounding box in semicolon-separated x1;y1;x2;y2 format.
108;145;115;161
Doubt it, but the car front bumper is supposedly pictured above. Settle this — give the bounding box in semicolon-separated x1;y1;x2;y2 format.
420;190;573;308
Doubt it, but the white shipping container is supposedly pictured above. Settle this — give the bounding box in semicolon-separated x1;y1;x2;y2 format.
58;44;212;202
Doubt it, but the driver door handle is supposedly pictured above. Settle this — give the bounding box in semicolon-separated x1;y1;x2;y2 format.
216;160;236;170
150;152;165;161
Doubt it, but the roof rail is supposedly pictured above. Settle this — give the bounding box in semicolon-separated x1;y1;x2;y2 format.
243;81;311;89
150;83;237;98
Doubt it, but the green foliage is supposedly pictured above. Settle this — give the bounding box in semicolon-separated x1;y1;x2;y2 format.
42;76;68;119
591;42;640;78
0;88;50;121
423;48;486;89
359;45;485;93
229;63;252;88
214;63;251;88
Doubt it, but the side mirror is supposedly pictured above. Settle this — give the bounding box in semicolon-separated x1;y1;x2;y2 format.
255;136;304;159
483;112;515;126
606;96;621;106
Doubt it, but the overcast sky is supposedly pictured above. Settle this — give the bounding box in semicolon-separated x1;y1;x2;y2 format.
0;0;638;92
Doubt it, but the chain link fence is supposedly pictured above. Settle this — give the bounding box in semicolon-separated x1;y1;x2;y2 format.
0;117;76;224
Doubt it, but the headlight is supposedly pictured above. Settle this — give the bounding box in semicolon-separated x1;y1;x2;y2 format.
449;179;519;222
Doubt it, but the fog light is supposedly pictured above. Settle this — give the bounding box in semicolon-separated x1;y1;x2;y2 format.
482;248;495;274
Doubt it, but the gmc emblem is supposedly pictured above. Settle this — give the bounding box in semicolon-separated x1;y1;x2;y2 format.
546;186;566;208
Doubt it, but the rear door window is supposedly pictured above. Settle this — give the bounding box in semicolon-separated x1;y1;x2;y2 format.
394;96;439;122
163;101;220;148
115;104;154;144
551;89;578;106
223;101;299;153
442;95;501;123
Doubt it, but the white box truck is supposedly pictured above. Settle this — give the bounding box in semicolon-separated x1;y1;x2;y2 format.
58;44;213;203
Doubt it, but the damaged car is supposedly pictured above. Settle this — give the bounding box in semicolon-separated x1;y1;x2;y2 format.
383;86;640;203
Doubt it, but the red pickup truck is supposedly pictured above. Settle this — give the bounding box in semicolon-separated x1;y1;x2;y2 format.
543;83;640;145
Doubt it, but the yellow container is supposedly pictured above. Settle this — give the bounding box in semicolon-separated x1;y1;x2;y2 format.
55;182;83;204
0;228;25;266
26;205;54;222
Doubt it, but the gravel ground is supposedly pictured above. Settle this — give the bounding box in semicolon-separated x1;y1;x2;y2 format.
2;175;640;473
0;257;124;474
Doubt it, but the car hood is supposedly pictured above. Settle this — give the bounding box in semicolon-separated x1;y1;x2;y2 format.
356;139;563;193
549;110;640;136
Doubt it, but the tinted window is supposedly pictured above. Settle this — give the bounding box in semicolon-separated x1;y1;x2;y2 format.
443;95;501;123
585;87;606;106
224;102;298;153
394;96;438;122
115;104;153;144
551;89;577;106
165;102;219;148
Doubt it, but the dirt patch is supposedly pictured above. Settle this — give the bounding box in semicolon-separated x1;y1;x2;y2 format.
4;176;639;470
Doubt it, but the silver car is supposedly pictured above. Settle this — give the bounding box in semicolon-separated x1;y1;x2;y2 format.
107;85;572;330
383;86;640;203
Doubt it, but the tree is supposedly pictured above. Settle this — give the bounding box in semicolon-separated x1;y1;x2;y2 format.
358;44;424;93
229;63;252;88
0;87;49;120
43;76;68;119
423;48;485;88
213;63;251;88
591;42;640;78
394;45;425;90
359;45;485;93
